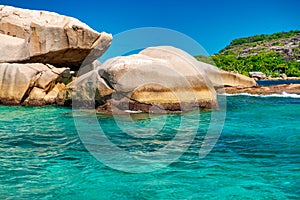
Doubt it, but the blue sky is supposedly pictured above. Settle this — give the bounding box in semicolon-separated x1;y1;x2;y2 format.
1;0;299;55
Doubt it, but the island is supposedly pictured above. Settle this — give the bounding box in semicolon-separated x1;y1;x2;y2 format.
1;5;300;113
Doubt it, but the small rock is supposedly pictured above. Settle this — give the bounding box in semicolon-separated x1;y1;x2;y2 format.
25;87;46;106
44;83;66;104
280;73;287;80
249;72;267;80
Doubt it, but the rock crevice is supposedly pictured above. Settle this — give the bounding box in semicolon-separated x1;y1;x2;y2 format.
0;63;71;105
0;5;112;106
0;5;259;113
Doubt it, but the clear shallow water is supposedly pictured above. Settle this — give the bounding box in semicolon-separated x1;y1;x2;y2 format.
0;96;299;199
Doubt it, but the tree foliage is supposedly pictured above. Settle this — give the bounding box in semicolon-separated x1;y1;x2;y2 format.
223;30;300;49
196;30;300;77
195;52;300;77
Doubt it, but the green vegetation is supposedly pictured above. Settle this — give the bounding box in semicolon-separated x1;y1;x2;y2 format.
222;30;300;50
196;30;300;77
196;52;300;77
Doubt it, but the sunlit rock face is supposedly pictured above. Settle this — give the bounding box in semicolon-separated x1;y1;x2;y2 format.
0;63;71;105
0;5;112;69
74;46;218;113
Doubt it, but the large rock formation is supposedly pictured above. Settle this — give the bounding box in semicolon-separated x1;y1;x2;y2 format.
0;63;71;105
0;5;112;69
141;46;257;88
0;6;113;107
73;46;218;113
72;46;258;113
0;4;257;111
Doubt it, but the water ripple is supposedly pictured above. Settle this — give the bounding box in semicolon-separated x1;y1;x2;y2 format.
0;98;299;199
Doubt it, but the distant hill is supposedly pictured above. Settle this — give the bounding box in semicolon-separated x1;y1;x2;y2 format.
196;30;300;77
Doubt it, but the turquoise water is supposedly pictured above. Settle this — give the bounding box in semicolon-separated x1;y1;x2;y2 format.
0;96;299;199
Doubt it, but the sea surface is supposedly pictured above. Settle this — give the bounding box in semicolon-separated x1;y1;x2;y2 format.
0;95;299;199
256;79;300;86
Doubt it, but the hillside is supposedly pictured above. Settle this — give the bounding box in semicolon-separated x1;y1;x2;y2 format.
196;30;300;77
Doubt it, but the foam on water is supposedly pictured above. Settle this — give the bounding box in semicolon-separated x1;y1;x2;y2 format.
124;110;143;113
222;91;300;98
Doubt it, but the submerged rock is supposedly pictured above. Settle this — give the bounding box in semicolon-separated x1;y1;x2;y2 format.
0;5;112;69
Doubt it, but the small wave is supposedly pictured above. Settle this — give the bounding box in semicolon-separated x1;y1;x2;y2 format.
221;92;300;98
124;110;143;113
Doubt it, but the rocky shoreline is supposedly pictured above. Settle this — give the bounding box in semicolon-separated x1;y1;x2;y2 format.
220;84;300;95
265;77;300;81
0;5;112;106
1;5;300;114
